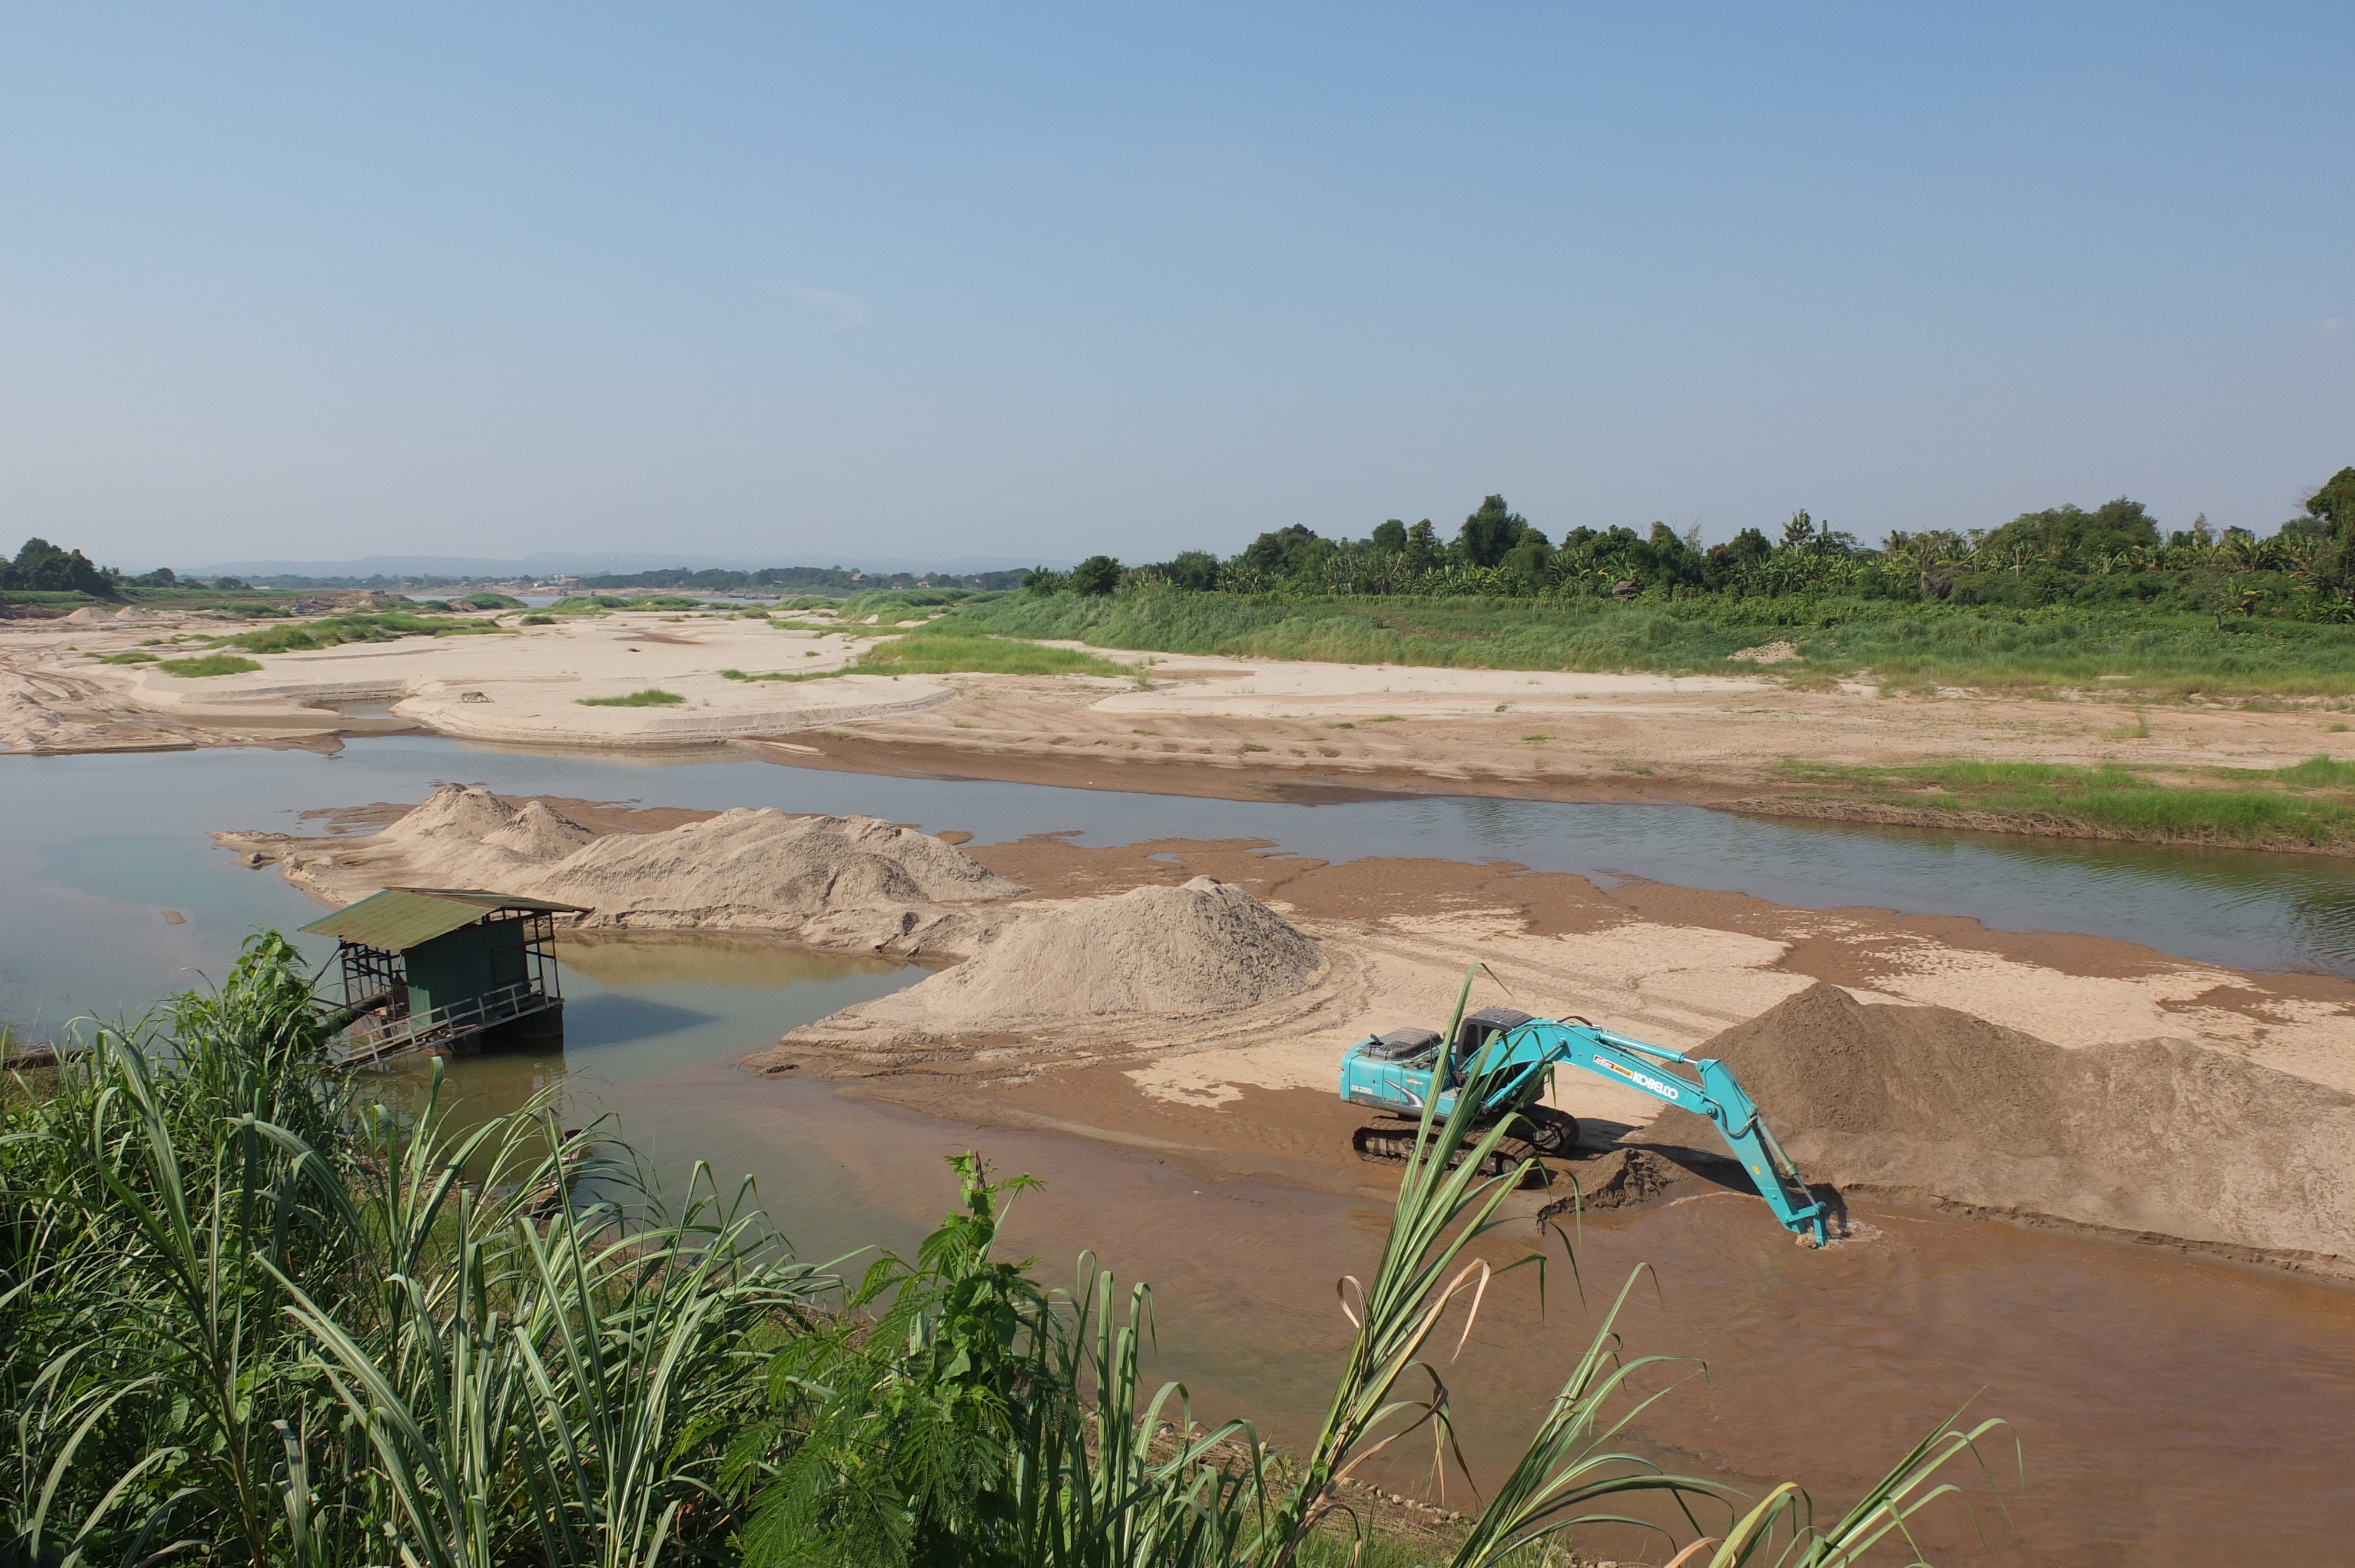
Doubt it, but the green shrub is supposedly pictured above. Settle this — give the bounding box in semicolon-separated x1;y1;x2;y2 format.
520;612;556;624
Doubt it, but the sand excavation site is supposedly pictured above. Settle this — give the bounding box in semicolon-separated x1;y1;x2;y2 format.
230;784;2355;1280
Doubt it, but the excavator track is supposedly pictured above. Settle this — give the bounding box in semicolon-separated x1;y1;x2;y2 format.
1351;1109;1577;1187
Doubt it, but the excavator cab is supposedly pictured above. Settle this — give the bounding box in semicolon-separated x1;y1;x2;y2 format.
1450;1006;1534;1085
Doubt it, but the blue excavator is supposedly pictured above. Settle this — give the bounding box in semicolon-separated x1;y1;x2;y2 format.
1339;1005;1830;1244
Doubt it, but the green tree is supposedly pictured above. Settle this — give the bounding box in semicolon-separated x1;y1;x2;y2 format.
1240;525;1322;579
1985;498;2160;565
1777;511;1858;558
1369;519;1408;554
1400;519;1441;576
1068;555;1124;596
5;537;117;596
1456;495;1540;568
2307;466;2355;536
1500;533;1553;592
2294;466;2355;602
1145;550;1220;591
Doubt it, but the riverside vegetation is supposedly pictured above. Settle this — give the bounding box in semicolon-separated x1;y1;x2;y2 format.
2;939;2009;1568
971;467;2355;694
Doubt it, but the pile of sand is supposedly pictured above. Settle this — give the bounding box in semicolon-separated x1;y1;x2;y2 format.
1643;982;2355;1273
755;876;1326;1065
894;876;1321;1022
233;784;1026;956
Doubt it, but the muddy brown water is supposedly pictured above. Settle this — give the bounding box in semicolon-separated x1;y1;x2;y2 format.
419;1025;2355;1568
8;740;2355;1563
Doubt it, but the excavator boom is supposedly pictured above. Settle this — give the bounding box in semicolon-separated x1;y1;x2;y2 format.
1339;1009;1829;1244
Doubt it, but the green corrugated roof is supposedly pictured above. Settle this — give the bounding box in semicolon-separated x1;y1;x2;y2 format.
299;887;586;951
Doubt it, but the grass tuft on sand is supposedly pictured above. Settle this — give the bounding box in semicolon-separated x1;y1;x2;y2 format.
718;666;844;684
156;654;262;677
855;619;1130;677
577;687;687;707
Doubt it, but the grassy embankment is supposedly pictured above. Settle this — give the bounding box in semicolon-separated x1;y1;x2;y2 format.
958;583;2355;700
1;939;2006;1568
1764;756;2355;851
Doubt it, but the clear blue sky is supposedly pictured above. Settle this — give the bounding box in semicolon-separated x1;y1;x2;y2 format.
3;4;2349;569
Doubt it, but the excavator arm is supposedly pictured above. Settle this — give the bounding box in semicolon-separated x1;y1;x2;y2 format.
1343;1011;1830;1244
1515;1021;1829;1244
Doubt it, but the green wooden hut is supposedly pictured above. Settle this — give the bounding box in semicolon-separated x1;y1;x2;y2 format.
301;887;585;1063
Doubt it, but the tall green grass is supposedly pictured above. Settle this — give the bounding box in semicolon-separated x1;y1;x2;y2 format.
3;943;2009;1568
1774;758;2355;848
957;584;2355;696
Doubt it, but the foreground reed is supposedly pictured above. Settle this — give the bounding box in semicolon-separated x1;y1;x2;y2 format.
1;938;2011;1567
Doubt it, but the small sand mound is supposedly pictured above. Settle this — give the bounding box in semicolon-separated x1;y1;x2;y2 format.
61;605;118;624
382;783;533;849
760;877;1326;1065
482;798;596;861
1726;639;1800;664
1643;982;2355;1272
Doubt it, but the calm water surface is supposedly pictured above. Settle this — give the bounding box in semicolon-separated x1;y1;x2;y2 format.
5;738;2353;1566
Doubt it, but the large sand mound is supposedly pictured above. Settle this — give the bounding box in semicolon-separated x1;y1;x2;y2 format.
897;876;1322;1022
754;876;1328;1067
1644;982;2355;1273
227;785;1026;956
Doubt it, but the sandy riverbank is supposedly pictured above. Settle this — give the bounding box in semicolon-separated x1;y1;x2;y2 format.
15;609;2354;841
228;785;2355;1278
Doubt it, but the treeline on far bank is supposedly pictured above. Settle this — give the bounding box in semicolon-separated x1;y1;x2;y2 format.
1022;467;2355;626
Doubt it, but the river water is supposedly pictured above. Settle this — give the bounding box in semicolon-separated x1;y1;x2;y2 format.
5;738;2353;1566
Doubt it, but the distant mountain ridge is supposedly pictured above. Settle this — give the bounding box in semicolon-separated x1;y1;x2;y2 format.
182;551;1072;578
